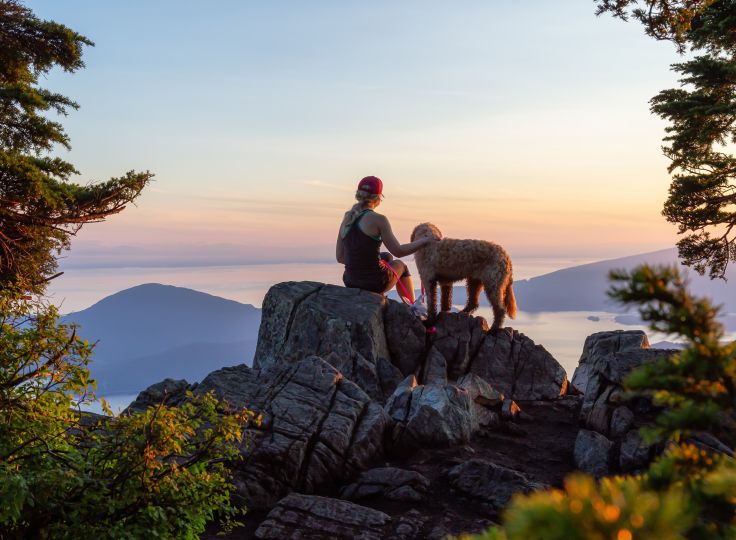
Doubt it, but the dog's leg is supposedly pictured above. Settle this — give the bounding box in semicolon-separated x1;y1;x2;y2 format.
427;279;438;324
486;287;506;334
461;279;482;314
440;281;453;312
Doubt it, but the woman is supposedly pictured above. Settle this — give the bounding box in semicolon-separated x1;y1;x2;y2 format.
336;176;434;300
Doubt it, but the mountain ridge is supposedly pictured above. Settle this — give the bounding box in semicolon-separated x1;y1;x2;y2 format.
62;283;261;394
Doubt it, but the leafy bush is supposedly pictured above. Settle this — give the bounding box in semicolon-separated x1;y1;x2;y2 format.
0;290;259;539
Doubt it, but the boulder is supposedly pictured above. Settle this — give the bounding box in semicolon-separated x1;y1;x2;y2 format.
423;346;448;385
254;282;403;401
195;356;390;509
424;313;568;400
457;373;504;406
468;328;568;400
340;467;431;502
384;376;474;448
573;330;679;472
574;429;613;477
124;378;190;414
447;459;545;508
255;493;391;540
571;330;649;394
430;312;488;380
384;301;427;377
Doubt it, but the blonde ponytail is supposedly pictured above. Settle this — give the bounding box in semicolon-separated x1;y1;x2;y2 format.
340;190;380;238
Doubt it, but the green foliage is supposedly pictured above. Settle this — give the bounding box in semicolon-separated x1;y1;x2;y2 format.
460;474;693;540
0;289;260;539
0;2;257;537
596;0;736;279
463;265;735;539
0;0;152;294
595;1;717;49
609;265;736;447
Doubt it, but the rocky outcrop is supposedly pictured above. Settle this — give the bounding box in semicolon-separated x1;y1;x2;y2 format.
196;356;390;509
571;330;649;394
131;281;635;540
254;282;418;402
431;313;568;400
253;283;568;405
571;330;678;474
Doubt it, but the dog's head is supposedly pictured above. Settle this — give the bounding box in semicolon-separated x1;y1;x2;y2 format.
411;222;443;242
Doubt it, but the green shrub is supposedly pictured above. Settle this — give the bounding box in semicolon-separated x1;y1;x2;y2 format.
0;290;259;539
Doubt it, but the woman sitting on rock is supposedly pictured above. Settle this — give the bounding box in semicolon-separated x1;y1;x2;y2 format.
336;176;435;301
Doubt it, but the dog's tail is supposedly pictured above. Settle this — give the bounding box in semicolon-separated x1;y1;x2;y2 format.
504;279;517;319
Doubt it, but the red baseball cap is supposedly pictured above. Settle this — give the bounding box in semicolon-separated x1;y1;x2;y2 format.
357;176;383;196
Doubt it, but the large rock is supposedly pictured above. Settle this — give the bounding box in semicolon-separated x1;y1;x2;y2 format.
255;494;391;540
384;376;474;448
384;300;427;377
447;459;545;508
422;313;568;400
195;356;390;509
430;312;488;380
468;328;568;400
340;467;431;502
574;429;613;477
124;378;191;414
571;330;649;394
573;330;678;472
255;283;569;403
254;282;411;401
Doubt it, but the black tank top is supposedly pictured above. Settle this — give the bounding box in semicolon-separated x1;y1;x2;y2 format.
342;210;389;292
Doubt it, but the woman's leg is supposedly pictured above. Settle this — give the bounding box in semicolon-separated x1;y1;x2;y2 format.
389;260;415;302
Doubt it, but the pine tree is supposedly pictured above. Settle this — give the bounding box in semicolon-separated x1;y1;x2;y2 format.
0;0;152;293
0;3;256;537
596;0;736;279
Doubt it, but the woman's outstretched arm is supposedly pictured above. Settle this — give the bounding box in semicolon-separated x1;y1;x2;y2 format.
378;215;433;257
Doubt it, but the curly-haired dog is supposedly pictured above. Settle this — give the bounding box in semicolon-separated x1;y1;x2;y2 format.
411;223;517;332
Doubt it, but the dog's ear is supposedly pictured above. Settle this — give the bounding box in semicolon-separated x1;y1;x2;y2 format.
428;223;443;240
410;225;419;242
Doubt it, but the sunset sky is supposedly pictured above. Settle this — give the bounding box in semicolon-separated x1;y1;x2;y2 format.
29;0;683;272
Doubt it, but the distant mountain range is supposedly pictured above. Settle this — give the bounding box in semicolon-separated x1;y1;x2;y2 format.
62;284;261;394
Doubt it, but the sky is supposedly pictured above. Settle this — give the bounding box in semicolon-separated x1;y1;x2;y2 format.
28;0;685;272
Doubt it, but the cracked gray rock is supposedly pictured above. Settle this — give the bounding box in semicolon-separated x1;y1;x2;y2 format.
195;356;390;509
340;467;430;502
571;330;649;394
255;493;391;540
384;376;474;448
572;330;678;472
254;282;404;401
